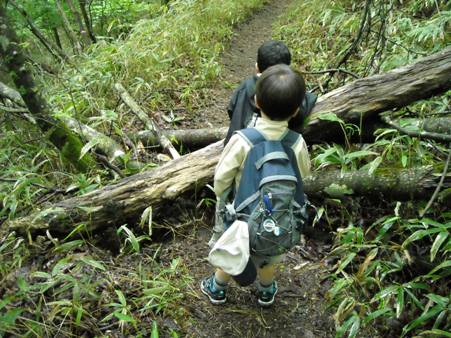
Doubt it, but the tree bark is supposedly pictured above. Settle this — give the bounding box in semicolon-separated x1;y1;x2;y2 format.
134;48;451;147
65;0;91;46
78;0;96;43
135;127;228;149
0;6;94;172
9;0;69;61
115;83;181;159
55;0;82;54
301;47;451;143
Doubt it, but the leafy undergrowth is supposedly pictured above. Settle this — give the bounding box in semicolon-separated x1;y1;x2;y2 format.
0;225;195;337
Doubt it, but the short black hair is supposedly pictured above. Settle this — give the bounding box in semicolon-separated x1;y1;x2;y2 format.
256;64;306;121
257;40;291;72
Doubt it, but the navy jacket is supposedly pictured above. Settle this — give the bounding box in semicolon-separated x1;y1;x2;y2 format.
225;75;317;144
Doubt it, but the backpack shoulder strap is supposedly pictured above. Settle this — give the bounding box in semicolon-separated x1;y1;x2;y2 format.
235;128;266;147
281;129;302;148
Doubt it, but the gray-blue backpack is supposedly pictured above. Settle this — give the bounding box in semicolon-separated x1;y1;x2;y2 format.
224;128;308;257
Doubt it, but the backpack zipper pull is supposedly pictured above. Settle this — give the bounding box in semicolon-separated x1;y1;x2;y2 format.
263;194;273;216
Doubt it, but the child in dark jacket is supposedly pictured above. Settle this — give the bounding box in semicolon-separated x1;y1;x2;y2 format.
224;40;317;144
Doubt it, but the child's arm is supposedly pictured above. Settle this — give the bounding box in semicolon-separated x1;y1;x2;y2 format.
214;134;249;199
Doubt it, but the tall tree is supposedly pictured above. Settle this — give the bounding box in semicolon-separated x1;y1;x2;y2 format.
0;3;94;172
55;0;82;53
65;0;91;46
78;0;96;43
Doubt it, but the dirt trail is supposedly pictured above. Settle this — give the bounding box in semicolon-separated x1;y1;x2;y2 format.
197;0;294;128
164;1;336;337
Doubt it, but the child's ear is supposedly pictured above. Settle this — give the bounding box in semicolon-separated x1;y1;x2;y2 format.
291;107;300;118
254;95;260;109
255;63;260;74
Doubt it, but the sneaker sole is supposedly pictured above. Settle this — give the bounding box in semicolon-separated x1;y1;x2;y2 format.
257;286;278;307
200;281;227;305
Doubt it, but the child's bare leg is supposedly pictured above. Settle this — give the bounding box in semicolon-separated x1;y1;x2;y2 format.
215;268;232;285
257;263;276;286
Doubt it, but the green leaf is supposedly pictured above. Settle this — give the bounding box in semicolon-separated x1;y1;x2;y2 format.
396;288;405;318
80;257;106;271
53;240;84;253
402;228;443;248
426;293;449;308
114;312;134;322
401;153;407;167
115;290;127;306
0;308;22;330
367;156;382;175
347;313;361;338
428;260;451;276
401;304;443;337
318;112;345;125
336;252;356;273
430;232;448;262
364;308;392;324
151;320;159;338
419;329;451;337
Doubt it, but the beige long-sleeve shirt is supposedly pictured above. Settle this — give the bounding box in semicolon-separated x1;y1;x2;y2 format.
214;117;311;200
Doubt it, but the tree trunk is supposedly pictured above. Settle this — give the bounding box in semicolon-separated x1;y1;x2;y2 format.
55;0;82;54
65;0;91;46
78;0;96;43
134;48;451;147
9;0;69;61
52;27;63;50
0;6;94;172
301;47;451;143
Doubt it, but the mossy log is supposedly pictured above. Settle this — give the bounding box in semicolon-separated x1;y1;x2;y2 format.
5;140;447;237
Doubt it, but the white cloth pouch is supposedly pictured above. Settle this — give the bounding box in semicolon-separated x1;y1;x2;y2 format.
208;220;250;276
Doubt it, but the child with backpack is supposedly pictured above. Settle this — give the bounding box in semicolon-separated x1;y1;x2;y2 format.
224;40;317;144
201;64;311;307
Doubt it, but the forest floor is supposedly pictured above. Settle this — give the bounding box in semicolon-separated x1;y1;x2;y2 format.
158;1;337;337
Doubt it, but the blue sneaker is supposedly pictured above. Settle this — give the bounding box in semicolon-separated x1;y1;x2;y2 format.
200;275;227;305
257;281;278;307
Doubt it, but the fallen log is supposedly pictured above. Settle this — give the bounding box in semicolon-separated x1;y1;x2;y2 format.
135;127;228;148
302;47;451;143
131;48;451;147
5;143;448;237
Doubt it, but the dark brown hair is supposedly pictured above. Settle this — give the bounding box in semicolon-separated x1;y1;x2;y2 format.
257;40;291;72
256;64;306;121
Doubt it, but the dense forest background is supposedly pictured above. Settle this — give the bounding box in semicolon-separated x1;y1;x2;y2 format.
0;0;450;337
